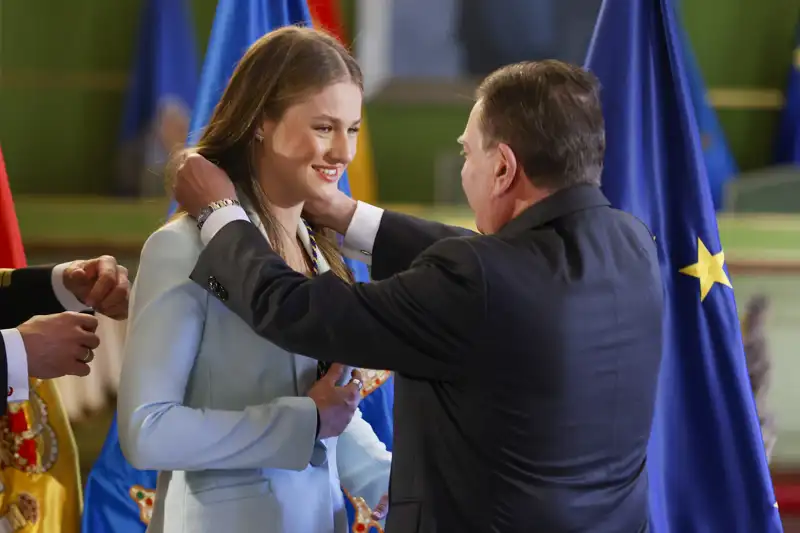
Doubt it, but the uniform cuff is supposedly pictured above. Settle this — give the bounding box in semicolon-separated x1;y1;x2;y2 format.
200;205;250;246
51;263;90;312
341;201;384;266
1;329;29;402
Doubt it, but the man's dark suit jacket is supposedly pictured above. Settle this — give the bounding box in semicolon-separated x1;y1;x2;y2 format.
191;185;664;533
0;265;66;414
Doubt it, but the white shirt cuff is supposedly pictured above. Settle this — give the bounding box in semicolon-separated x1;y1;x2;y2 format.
51;263;90;312
200;205;250;246
2;329;29;402
341;201;384;266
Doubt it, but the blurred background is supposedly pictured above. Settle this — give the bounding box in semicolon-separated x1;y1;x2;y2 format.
1;0;799;510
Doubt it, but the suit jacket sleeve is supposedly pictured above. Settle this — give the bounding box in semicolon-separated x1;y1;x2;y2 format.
337;408;391;515
0;266;64;329
371;210;476;281
190;220;486;380
0;340;7;415
117;223;319;472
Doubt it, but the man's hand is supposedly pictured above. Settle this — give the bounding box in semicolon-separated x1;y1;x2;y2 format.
371;494;389;521
307;363;362;439
63;256;130;319
174;153;237;218
302;187;358;235
18;312;100;378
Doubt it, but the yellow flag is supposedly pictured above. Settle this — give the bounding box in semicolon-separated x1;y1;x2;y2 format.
0;379;82;532
348;115;378;204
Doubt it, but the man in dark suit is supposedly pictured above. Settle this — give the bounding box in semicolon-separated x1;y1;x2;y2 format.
0;257;130;414
175;60;663;532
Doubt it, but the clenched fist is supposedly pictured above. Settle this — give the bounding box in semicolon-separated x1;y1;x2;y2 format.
63;255;130;319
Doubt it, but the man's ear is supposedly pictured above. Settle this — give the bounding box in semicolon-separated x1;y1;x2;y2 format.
493;143;518;196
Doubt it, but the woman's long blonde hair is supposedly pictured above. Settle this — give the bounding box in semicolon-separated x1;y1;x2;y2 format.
170;26;362;283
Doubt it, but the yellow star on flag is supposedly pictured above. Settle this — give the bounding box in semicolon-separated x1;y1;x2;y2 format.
679;238;732;301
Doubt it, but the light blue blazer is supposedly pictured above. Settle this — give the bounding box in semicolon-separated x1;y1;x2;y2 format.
117;213;391;533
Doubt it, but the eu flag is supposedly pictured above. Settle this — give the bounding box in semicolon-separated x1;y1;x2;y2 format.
775;18;800;165
585;1;782;531
115;0;198;198
677;11;738;210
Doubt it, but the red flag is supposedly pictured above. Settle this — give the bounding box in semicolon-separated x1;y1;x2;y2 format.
0;146;26;269
307;0;347;42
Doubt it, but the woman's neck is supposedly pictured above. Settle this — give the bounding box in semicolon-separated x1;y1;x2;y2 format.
256;172;305;240
270;203;304;241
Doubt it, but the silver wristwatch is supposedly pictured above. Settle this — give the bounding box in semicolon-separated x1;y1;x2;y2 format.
196;198;241;230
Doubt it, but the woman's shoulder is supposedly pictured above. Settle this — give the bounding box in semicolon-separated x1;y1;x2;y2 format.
139;215;203;267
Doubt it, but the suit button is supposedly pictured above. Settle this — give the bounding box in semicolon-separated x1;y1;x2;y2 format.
207;276;228;301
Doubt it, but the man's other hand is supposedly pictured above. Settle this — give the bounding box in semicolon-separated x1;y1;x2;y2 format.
63;255;130;319
371;494;389;521
174;153;237;218
18;312;99;378
302;187;358;235
307;363;362;439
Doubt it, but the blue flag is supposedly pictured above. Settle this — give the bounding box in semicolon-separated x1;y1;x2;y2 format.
115;0;198;198
678;13;738;209
775;18;800;165
82;417;158;533
585;1;781;532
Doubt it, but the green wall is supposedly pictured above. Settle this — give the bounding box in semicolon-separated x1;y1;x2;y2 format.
0;0;218;194
683;0;798;171
0;0;797;201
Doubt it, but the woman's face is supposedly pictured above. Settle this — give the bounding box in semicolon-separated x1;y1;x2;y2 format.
259;81;363;206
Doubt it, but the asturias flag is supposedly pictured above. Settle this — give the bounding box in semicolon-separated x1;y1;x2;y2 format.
115;0;198;198
585;0;782;531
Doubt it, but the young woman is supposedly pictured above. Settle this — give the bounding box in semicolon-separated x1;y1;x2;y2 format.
117;26;390;533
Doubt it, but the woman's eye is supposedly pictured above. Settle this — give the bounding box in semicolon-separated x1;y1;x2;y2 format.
348;127;361;135
315;125;333;133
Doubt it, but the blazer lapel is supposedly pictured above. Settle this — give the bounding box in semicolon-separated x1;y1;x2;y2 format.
241;205;319;394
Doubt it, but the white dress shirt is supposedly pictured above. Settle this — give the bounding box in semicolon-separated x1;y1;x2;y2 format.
200;201;385;265
0;263;87;402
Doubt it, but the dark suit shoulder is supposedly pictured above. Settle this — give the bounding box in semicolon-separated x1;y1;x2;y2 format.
607;208;658;249
412;235;486;285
